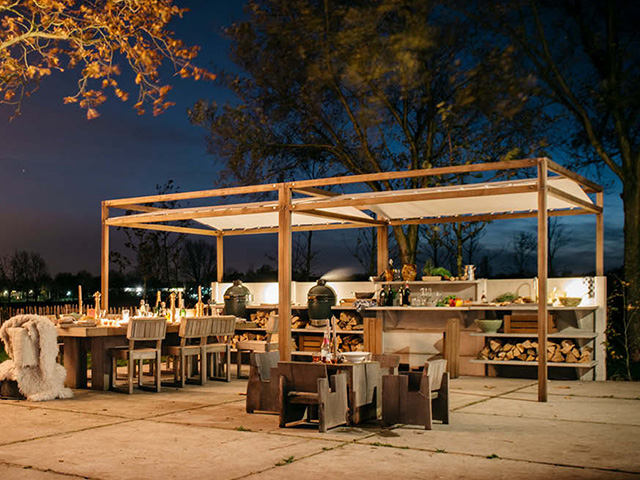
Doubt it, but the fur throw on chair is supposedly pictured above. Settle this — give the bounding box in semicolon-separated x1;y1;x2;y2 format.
0;315;73;401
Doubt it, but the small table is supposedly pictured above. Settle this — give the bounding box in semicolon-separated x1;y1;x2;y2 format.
57;324;180;390
327;362;380;425
278;360;380;425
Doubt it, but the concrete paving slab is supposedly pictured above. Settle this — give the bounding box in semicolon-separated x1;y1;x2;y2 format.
461;391;640;425
0;403;123;446
15;386;243;420
243;443;637;480
519;380;640;399
0;419;334;480
449;377;535;397
0;464;72;479
360;411;640;473
155;400;381;442
449;392;491;410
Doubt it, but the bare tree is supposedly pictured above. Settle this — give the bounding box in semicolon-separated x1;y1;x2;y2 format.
548;218;570;276
512;231;536;276
181;239;216;286
7;251;50;301
345;229;377;277
292;231;319;280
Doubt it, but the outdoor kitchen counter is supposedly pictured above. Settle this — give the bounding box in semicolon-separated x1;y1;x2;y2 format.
332;305;600;378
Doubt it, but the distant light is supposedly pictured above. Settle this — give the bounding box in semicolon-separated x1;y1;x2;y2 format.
66;291;72;296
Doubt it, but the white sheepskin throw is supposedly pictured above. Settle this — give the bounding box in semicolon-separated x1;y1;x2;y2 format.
0;315;73;401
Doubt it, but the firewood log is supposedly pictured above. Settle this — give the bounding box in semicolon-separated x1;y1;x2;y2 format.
565;350;579;363
503;343;514;352
522;339;533;349
550;350;564;362
490;339;503;352
560;339;575;354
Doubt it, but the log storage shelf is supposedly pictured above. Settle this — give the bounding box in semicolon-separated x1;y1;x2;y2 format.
470;359;597;368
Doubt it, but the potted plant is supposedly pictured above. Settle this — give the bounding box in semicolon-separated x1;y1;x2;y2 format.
422;260;452;281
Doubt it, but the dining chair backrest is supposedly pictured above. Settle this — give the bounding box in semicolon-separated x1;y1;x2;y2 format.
179;317;213;339
207;315;236;337
127;317;167;341
278;361;328;393
424;359;447;391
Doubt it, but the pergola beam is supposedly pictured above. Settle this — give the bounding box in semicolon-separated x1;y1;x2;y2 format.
105;183;279;207
537;158;549;403
289;158;539;189
118;222;221;237
387;208;592;226
292;187;340;197
278;185;293;361
112;204;165;213
302;209;386;226
106;202;279;226
547;160;603;193
292;184;536;212
101;203;109;311
547;186;602;213
217;235;224;282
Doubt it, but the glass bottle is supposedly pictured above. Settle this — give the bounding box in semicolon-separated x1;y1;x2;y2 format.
379;286;387;306
402;283;411;306
321;329;331;363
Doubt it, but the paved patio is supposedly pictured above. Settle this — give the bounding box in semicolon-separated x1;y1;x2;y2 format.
1;376;639;479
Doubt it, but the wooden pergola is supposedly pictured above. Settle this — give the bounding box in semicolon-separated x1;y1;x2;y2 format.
101;158;603;402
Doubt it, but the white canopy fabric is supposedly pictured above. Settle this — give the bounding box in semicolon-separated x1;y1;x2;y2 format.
194;177;593;231
196;205;376;231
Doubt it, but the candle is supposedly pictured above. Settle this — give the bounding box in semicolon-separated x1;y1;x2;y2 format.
78;285;83;315
169;292;176;323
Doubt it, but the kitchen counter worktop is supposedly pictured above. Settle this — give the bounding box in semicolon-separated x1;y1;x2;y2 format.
332;305;598;311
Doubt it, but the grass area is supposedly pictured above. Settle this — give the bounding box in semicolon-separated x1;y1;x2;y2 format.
0;345;8;362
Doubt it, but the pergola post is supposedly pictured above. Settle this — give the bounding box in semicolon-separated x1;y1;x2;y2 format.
278;185;292;360
101;202;109;312
217;235;224;282
376;225;388;275
596;192;604;276
537;158;549;402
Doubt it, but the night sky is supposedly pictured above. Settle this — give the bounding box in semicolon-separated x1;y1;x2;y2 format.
0;1;624;278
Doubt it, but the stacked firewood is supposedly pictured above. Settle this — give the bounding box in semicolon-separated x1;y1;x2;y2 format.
248;310;304;328
478;338;593;363
231;332;267;349
337;334;364;352
337;312;363;330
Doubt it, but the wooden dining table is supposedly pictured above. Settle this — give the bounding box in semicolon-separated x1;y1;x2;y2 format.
57;324;181;391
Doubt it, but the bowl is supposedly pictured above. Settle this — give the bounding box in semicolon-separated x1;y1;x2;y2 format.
560;297;582;307
341;351;371;363
474;319;503;334
355;292;375;299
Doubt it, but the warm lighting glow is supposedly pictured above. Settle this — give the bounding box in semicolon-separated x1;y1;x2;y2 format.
563;279;588;298
263;284;279;304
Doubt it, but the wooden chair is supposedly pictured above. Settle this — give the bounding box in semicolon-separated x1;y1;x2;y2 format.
109;317;167;394
382;359;449;430
246;351;280;414
236;313;278;379
166;317;211;387
372;353;400;375
278;361;348;433
205;315;236;382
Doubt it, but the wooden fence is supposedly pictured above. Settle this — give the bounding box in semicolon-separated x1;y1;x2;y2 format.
0;304;133;323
